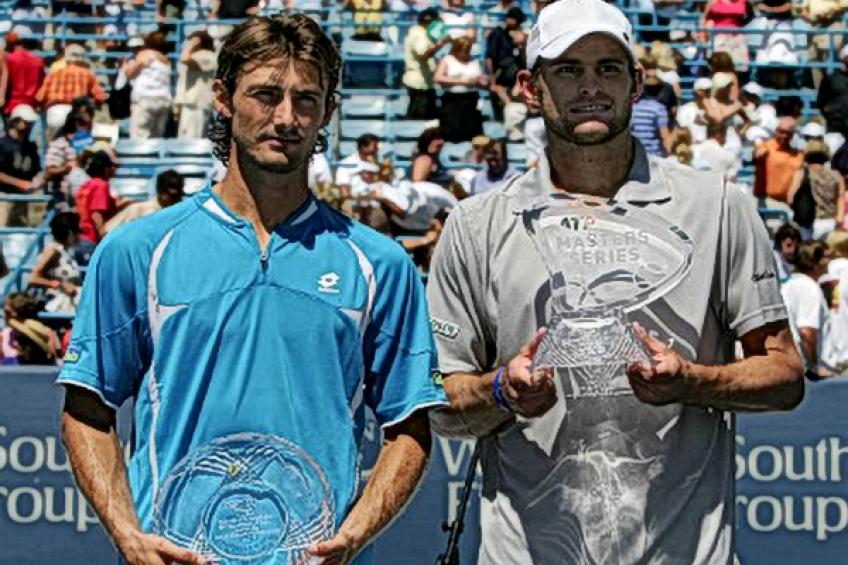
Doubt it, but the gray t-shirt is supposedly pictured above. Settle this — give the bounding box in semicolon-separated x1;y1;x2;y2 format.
427;142;787;565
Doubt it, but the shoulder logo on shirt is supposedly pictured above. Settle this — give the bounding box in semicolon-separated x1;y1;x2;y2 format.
318;272;341;294
63;347;80;364
431;317;461;340
752;271;776;283
432;370;445;388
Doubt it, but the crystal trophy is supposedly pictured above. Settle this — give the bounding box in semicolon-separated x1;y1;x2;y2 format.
154;433;336;564
524;194;694;398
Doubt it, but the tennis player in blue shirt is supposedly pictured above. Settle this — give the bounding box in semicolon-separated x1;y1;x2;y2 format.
58;14;447;565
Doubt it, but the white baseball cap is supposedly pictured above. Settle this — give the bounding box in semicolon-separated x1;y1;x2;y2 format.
10;104;37;122
693;77;713;91
712;72;734;90
800;122;825;138
741;82;764;97
526;0;636;70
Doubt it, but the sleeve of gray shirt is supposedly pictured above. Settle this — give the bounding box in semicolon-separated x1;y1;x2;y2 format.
426;205;492;375
719;181;788;337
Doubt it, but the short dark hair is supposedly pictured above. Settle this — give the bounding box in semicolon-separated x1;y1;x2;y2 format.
210;14;341;165
85;151;114;179
357;133;380;150
774;223;801;246
189;30;215;52
144;31;169;54
418;8;439;25
156;169;185;195
793;240;827;273
49;212;81;243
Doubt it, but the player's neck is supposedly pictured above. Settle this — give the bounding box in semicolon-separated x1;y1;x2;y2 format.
216;155;310;246
546;132;634;198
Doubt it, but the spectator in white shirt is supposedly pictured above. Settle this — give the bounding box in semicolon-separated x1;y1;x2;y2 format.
441;0;476;39
692;122;739;181
335;133;380;199
676;77;713;143
469;139;520;195
781;240;834;378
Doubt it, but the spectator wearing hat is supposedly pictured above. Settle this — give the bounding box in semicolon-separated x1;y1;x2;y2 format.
175;31;216;139
121;31;173;139
44;96;96;202
403;8;451;120
0;104;41;226
816;45;848;139
740;82;778;142
36;44;107;140
1;292;59;365
754;116;804;209
702;71;746;158
788;139;845;240
677;77;713;142
75;150;126;243
2;30;44;119
485;7;525;122
639;54;678;121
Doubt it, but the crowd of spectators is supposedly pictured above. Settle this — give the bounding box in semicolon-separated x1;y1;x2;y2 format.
1;0;848;373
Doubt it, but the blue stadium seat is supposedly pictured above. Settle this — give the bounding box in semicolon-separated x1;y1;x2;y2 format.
1;232;36;267
393;120;431;141
340;119;390;141
506;142;529;164
442;142;473;163
341;95;389;118
163;138;213;159
112;178;153;199
337;140;359;159
115;138;165;162
483;121;507;139
389;141;416;161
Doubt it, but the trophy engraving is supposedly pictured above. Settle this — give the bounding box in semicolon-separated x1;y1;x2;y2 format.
154;433;336;563
524;195;694;398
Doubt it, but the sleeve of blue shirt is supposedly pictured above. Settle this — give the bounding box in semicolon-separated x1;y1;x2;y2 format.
56;232;153;409
362;249;448;428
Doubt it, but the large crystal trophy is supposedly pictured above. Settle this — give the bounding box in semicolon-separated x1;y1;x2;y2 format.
524;194;694;398
154;433;336;564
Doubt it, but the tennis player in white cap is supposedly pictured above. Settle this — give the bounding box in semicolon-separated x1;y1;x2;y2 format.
427;0;804;562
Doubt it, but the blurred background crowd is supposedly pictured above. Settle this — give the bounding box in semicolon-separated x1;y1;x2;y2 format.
0;0;847;379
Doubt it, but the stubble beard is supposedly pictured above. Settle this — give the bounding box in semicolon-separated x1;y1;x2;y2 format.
234;134;315;176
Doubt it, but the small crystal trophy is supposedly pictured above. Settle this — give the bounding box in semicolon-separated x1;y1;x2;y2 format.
154;433;336;564
524;194;694;398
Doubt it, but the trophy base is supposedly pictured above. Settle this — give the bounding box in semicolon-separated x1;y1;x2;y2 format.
534;316;649;399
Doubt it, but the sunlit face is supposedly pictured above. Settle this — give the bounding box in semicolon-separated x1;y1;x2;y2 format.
485;145;507;176
220;57;332;174
534;34;637;146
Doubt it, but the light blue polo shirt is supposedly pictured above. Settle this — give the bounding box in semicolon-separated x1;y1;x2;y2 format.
58;185;447;559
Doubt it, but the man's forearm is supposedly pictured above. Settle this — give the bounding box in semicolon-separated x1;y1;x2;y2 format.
430;371;512;438
61;411;142;553
336;410;433;554
680;339;804;411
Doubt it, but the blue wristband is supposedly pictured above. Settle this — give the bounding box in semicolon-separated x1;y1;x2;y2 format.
492;367;514;413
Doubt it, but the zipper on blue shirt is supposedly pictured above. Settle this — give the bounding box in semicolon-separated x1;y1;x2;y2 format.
260;247;269;273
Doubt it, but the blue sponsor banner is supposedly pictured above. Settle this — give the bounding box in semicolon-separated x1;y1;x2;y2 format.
0;367;845;564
